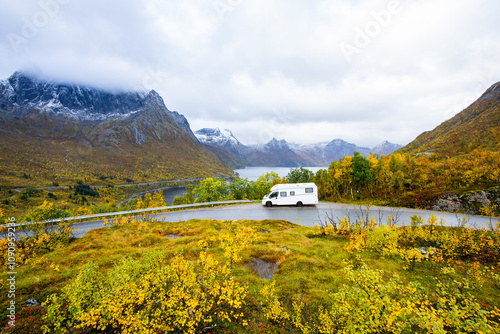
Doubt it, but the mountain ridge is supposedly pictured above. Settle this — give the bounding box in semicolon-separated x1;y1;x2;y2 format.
0;71;147;121
195;127;402;168
0;72;231;187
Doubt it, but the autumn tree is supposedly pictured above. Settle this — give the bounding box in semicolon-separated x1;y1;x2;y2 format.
326;156;353;199
152;190;165;207
194;177;229;202
253;172;282;199
26;200;66;223
143;192;153;208
228;177;251;200
135;196;144;210
350;152;374;196
285;167;314;183
314;169;328;200
182;184;195;204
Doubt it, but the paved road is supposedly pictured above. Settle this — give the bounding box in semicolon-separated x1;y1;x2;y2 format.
70;202;497;237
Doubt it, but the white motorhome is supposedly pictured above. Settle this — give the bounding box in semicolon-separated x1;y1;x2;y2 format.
262;183;318;207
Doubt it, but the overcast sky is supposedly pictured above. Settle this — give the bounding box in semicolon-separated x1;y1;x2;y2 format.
1;0;499;147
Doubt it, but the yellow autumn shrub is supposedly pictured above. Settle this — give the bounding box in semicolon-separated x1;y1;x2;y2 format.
43;227;254;333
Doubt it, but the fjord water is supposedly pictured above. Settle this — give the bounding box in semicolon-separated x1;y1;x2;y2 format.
163;187;189;203
233;166;327;181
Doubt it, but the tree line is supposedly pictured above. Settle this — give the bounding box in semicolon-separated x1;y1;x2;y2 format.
170;168;314;205
125;147;500;213
312;149;500;209
167;147;500;213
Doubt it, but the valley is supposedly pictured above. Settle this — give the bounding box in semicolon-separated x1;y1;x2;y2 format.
1;71;500;221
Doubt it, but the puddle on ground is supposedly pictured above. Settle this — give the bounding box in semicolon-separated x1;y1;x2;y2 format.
247;257;278;280
164;234;182;239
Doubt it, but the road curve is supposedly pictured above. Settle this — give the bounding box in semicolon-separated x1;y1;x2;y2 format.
71;202;497;238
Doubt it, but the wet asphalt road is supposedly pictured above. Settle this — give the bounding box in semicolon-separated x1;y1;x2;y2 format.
71;202;497;237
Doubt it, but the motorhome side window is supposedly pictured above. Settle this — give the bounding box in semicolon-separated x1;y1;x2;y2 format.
280;192;287;197
305;188;313;193
290;191;295;196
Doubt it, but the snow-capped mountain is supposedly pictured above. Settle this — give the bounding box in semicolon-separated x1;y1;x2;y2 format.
255;138;306;166
263;138;291;151
0;71;198;142
194;128;251;168
0;71;147;121
195;128;241;148
371;140;403;156
194;130;309;167
289;138;372;165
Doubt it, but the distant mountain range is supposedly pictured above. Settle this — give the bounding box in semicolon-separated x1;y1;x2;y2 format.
0;71;231;186
194;127;402;168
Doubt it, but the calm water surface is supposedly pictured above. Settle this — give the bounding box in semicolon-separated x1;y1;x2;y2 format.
233;166;327;181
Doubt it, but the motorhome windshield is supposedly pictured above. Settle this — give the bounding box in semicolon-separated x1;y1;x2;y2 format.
268;192;278;199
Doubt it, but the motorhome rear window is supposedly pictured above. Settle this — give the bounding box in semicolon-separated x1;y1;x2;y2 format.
280;192;287;197
305;188;313;193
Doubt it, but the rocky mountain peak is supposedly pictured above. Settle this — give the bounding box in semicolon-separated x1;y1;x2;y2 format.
194;127;241;148
0;71;200;142
265;138;290;150
327;138;349;147
196;127;403;167
196;127;223;138
145;89;164;105
0;71;232;185
1;71;147;120
478;81;500;102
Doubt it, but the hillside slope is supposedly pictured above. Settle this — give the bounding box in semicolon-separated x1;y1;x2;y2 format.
0;72;231;187
401;81;500;156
